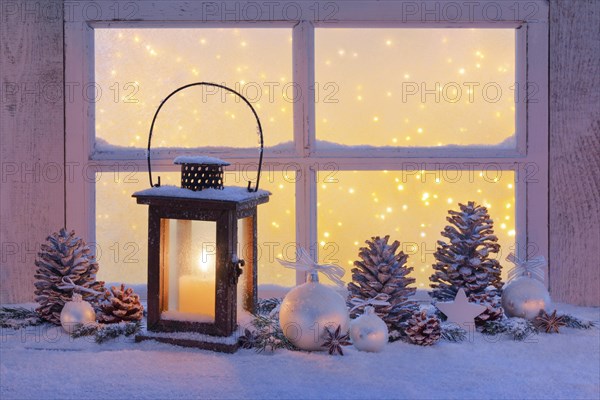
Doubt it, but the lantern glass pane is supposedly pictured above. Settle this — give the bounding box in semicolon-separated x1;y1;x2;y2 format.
316;170;516;287
162;220;216;322
315;28;516;148
94;28;293;149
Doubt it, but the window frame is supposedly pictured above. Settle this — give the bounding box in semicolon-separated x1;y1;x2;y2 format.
65;0;549;286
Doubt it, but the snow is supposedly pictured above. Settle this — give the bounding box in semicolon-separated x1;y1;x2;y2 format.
315;135;517;150
94;135;516;156
173;156;230;166
133;185;271;201
1;303;598;400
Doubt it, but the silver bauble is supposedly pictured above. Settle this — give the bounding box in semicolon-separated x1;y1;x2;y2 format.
279;272;349;351
349;306;388;352
60;293;96;333
501;277;551;320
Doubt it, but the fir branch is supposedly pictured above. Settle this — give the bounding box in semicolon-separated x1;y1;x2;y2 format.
70;321;142;343
256;298;281;315
560;314;597;330
441;324;467;342
94;321;141;343
481;318;538;341
0;307;44;329
238;311;297;353
70;323;100;338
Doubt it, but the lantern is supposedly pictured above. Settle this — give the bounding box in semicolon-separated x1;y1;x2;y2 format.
133;83;270;352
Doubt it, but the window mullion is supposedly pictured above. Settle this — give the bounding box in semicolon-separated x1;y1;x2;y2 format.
292;20;315;156
293;20;316;284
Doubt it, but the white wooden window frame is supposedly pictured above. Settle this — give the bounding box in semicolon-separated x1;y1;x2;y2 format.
65;0;549;285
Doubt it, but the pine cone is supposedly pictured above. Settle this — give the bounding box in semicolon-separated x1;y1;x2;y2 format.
469;293;504;326
405;310;441;346
429;202;503;301
348;236;416;332
34;229;104;325
98;284;143;323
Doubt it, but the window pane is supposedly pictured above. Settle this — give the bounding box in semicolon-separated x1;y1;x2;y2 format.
317;170;515;287
95;28;293;149
315;29;515;148
95;168;296;289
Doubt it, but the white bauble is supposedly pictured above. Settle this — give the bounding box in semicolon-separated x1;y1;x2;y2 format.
502;277;551;320
349;306;388;352
60;293;96;333
279;273;349;351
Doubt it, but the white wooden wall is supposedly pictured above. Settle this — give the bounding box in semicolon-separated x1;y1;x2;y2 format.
0;0;598;306
0;0;65;303
549;0;600;307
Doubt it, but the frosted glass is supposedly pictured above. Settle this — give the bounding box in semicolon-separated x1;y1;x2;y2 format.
317;170;516;286
166;220;216;321
95;169;296;287
315;29;516;148
95;28;293;149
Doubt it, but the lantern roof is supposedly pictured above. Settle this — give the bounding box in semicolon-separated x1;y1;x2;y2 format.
173;156;230;166
133;185;270;203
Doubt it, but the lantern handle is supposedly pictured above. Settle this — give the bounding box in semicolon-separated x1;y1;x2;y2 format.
146;82;264;192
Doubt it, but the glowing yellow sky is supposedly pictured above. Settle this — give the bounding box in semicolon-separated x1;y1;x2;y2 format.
95;28;516;288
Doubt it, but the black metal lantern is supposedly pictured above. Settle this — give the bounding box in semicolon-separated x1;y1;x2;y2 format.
133;83;270;352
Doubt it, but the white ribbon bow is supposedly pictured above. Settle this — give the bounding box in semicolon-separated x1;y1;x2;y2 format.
277;247;345;287
57;277;104;296
506;252;546;282
349;294;391;312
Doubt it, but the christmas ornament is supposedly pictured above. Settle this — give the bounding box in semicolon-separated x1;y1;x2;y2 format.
435;288;487;327
429;202;503;301
97;284;144;323
322;325;351;355
348;295;390;352
348;236;416;333
405;310;442;346
238;328;260;349
278;248;349;351
534;310;566;333
502;253;551;320
34;228;104;324
60;293;96;334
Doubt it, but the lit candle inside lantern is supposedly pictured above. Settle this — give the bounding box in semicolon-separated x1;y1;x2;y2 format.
178;252;216;318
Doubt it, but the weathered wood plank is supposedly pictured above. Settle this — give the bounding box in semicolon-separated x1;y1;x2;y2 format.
549;0;600;306
0;0;65;304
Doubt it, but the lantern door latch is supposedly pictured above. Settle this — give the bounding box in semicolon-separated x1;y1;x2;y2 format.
231;258;245;284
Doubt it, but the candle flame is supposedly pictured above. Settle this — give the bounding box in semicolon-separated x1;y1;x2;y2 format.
198;254;212;273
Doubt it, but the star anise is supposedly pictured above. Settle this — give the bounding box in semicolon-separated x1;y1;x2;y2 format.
238;328;259;349
322;325;351;355
534;309;566;333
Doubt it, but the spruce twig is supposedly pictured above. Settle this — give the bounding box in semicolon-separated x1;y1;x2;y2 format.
560;314;597;330
0;307;44;329
441;323;467;342
70;321;141;343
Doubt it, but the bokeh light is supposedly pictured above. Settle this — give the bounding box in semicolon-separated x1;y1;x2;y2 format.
95;169;296;286
317;170;515;286
316;28;515;147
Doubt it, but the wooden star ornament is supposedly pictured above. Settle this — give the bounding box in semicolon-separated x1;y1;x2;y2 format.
435;289;487;327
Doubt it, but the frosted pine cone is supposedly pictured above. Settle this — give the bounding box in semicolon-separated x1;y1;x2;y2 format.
469;293;504;326
97;284;143;323
405;310;441;346
34;229;104;324
429;202;503;301
348;236;416;332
